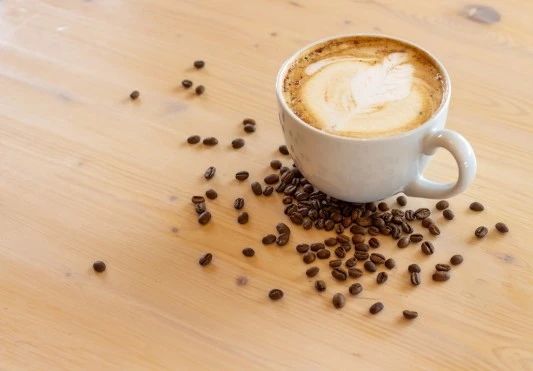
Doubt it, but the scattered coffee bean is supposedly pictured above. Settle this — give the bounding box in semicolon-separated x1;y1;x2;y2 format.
231;138;245;149
470;202;484;212
187;135;201;144
302;218;313;229
234;197;245;210
332;267;348;281
369;302;384;315
315;280;327;292
397;236;410;248
332;293;346;309
436;200;449;210
289;212;304;225
428;224;441;236
237;212;249;224
195;85;205;95
204;166;216;180
303;252;316;264
129;90;139;100
368;226;380;236
270;160;282;170
345;257;357;268
193;60;205;69
263;186;274;196
182;79;193;88
350;225;366;235
403;310;418;320
384;258;396;269
242;247;255;257
310;243;325;252
195;202;206;214
276;223;291;235
324;237;337;247
475;226;488;238
354;243;369;253
364;260;376;272
235;171;249;181
192;195;205;204
368;237;380;248
199;253;212;266
334;246;346;259
378;202;389;211
495;222;509;233
405;210;415;221
324;220;335;231
203;137;218;146
262;234;276;245
410;233;423;243
408;264;421;273
376;272;388;284
264;174;280;185
433;271;450;282
415;208;431;220
354;251;370;261
370;253;386;265
450;254;463;265
279;145;289;155
269;289;284;300
276;233;290;246
296;243;310;254
397;195;407;206
244;124;256;133
436;263;451;272
422;217;435;228
93;260;106;272
443;209;455;220
251;182;263;195
317;249;331;259
279;166;289;174
410;272;421;286
421;241;435;255
198;211;212;225
349;283;363;295
348;267;364;278
329;259;343;268
306;267;320;277
352;234;365;244
205;189;218;200
336;234;350;245
243;118;256;126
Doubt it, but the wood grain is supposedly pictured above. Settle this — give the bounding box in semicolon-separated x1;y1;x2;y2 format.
1;0;533;369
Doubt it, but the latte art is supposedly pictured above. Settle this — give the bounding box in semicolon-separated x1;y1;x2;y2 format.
283;37;445;138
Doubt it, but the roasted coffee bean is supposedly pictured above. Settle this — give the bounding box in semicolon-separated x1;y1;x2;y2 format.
348;268;364;278
401;222;413;234
192;195;205;204
262;234;276;245
378;202;389;211
235;171;249;181
193;60;205;69
376;272;388;284
384;258;396;269
324;237;338;247
350;225;366;235
370;253;386;265
198;211;212;225
294;191;309;201
421;241;435;255
278;145;289;155
345;257;357;268
302;218;313;229
195;85;205;95
332;267;348;281
422;217;434;228
205;189;218;200
315;280;327;292
355;251;370;261
306;266;320;277
329;259;343;268
475;226;488;238
276;223;291;235
366;202;377;211
303;252;316;264
264;174;280;185
244;124;256;133
383;213;393;223
303;184;314;194
392;209;405;217
391;215;404;225
397;237;410;248
348;283;362;296
354;243;369;252
450;255;464;265
187;135;201;144
242;247;255;257
410;272;421;286
182;79;193;88
317;249;331;259
410;233;423;243
234;197;245;210
289;212;303;225
336;234;350;245
470;202;484;212
330;213;342;223
380;226;392;236
284;185;297;196
443;209;455;220
269;289;284;300
263;186;274;196
195;202;206;214
276;233;290;246
310;242;325;252
397;195;407;206
436;263;451;272
415;208;431;220
433;271;450;282
129;90;140;100
231;138;245;149
275;183;287;193
364;260;376;272
334;246;346;259
436;200;449;210
408;264;421;273
199;253;213;266
242;118;256;126
282;196;293;205
367;226;380;236
279;166;289;174
373;218;386;228
203;137;218;146
332;293;346;309
318;209;329;219
93;260;106;272
368;237;380;248
403;310;418;320
369;302;384;315
270;160;282;170
356;217;373;227
280;169;296;183
428;224;440;236
314;219;325;229
324;220;335;231
391;227;401;240
204;166;216;180
251;182;262;195
496;222;509;233
405;209;415;221
237;212;249;224
352;234;365;245
285;204;298;217
296;243;310;254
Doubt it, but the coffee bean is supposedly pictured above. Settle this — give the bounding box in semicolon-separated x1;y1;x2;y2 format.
242;247;255;257
192;195;205;204
237;212;249;224
384;258;396;269
195;85;205;95
475;226;488;238
310;242;325;252
349;283;363;296
242;118;256;126
364;260;376;272
269;289;284;300
369;302;384;315
397;237;410;248
262;234;277;245
391;215;404;225
368;237;380;248
354;243;369;252
231;138;245;149
397;195;407;206
317;249;331;259
129;90;140;100
366;202;377;211
282;196;292;205
405;210;415;221
205;189;218;200
352;234;365;245
276;233;290;246
195;202;206;214
329;259;343;268
332;267;348;281
315;280;327;292
235;171;249;181
376;272;388;284
370;253;386;265
470;202;484;212
289;212;303;225
187;135;201;144
263;186;274;196
294;191;309;201
233;198;245;210
332;247;345;259
303;252;316;264
436;200;449;210
443;209;455;220
410;233;423;243
251;182;262;195
350;225;366;235
295;244;309;254
203;137;218;146
324;237;337;247
433;271;450;282
422;217;434;228
306;267;320;277
403;310;418;320
264;174;280;184
243;123;256;133
199;253;213;266
391;209;405;217
415;208;431;219
323;220;334;231
303;184;314;194
380;226;392;236
373;218;386;228
332;293;346;309
276;222;290;235
302;218;313;229
182;79;194;88
193;60;205;69
408;264;421;273
204;166;216;180
267;161;281;172
198;211;212;225
279;145;289;155
495;222;509;233
428;224;440;236
279;166;289;174
367;226;380;236
421;241;435;255
345;257;357;268
377;202;389;211
391;227;401;240
436;263;451;272
336;234;350;245
348;267;364;278
450;254;463;265
93;260;106;272
401;222;413;234
410;271;421;286
356;217;373;227
355;251;370;261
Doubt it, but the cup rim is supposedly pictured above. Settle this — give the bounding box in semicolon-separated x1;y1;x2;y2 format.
275;33;451;142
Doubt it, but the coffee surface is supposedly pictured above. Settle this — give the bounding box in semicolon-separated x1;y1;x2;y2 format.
282;36;446;138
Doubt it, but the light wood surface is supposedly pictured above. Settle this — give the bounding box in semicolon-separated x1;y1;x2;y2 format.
1;0;532;369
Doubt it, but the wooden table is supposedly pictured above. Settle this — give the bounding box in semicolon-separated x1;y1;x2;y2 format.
1;0;532;369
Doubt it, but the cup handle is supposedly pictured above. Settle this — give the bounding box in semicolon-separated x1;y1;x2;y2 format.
403;129;477;199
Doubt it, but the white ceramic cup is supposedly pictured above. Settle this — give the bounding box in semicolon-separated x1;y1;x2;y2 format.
275;34;477;203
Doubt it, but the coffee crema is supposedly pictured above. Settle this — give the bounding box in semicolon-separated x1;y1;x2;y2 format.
282;36;446;138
